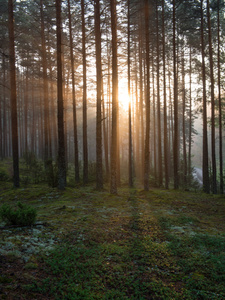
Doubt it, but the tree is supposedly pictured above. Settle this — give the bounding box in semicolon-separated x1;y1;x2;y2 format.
8;0;19;187
56;0;66;190
94;0;103;190
67;0;80;183
201;0;210;193
128;0;133;188
81;0;88;184
110;0;119;194
207;0;217;194
173;0;179;189
144;0;150;191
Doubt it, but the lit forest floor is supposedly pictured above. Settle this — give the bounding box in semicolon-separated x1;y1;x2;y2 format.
0;182;225;299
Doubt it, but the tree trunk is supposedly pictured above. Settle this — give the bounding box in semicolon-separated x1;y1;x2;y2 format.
40;0;50;165
128;0;133;188
144;0;150;191
110;0;119;194
217;0;223;194
162;0;169;189
201;0;210;193
81;0;88;184
173;0;179;189
94;0;103;190
56;0;66;190
156;3;162;186
8;0;19;187
207;0;217;194
68;0;80;183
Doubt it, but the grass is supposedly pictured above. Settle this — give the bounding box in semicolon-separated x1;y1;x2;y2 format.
0;182;225;299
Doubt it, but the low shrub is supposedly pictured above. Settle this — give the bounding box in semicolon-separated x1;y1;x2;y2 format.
0;202;37;226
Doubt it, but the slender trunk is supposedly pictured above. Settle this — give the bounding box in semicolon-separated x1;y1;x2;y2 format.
201;0;210;193
162;0;169;188
40;0;50;164
128;0;133;188
156;4;162;186
81;0;88;184
217;0;223;194
207;0;217;194
110;0;119;194
144;0;150;191
95;0;103;190
173;0;179;189
56;0;66;190
67;0;79;182
188;47;192;183
9;0;19;187
182;47;187;187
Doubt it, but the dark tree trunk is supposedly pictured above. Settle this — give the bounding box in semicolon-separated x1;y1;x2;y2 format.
8;0;19;187
128;0;133;188
156;3;162;186
162;0;169;189
81;0;88;184
94;0;103;190
144;0;150;191
110;0;119;194
201;0;210;193
173;0;179;189
67;0;79;183
182;48;187;187
56;0;66;190
217;0;223;194
207;0;217;194
40;0;50;165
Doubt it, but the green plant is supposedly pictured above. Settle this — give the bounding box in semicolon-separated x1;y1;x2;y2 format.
45;159;58;188
0;202;37;226
0;169;9;182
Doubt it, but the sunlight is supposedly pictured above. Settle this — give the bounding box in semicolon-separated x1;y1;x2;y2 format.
119;88;131;110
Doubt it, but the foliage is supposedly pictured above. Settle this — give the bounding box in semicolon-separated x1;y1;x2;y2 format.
45;159;58;188
0;169;9;182
22;152;44;184
0;202;37;226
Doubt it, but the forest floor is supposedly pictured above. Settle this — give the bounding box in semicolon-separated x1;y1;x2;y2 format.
0;182;225;299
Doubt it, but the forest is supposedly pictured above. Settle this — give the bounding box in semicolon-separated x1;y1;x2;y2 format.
0;0;224;194
0;1;225;298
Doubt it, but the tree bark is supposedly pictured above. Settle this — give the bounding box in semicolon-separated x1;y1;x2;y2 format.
67;0;79;183
144;0;150;191
56;0;66;190
94;0;103;190
81;0;88;184
201;0;210;193
110;0;119;194
207;0;217;194
8;0;20;187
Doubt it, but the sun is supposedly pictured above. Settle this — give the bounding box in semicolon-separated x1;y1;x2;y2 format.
119;89;131;110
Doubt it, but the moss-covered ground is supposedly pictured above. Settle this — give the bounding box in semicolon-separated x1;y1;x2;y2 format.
0;182;225;299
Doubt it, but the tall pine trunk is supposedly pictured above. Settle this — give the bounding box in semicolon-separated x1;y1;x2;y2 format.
81;0;88;184
144;0;150;191
207;0;217;194
110;0;119;194
94;0;103;190
56;0;66;190
173;0;179;189
201;0;210;193
128;0;133;188
8;0;19;187
68;0;79;183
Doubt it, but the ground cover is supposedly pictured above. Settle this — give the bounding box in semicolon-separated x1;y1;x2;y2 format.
0;183;225;299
